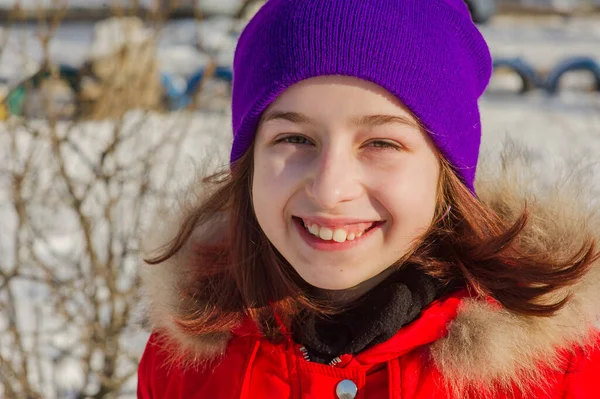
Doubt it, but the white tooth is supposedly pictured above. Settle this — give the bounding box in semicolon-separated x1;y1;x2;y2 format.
347;232;355;241
309;224;320;236
333;229;347;243
319;227;334;240
356;231;363;237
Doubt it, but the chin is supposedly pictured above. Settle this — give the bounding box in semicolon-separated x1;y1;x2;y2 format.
307;280;356;291
297;270;368;291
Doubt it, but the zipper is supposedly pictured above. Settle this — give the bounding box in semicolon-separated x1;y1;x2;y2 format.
299;345;342;367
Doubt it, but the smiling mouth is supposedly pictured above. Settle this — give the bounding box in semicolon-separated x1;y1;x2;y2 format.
292;216;383;243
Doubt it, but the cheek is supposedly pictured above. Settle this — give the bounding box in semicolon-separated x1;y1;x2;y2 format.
253;149;309;200
382;159;439;229
252;154;297;234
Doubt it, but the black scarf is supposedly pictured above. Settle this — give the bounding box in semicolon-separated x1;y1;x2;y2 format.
292;265;453;364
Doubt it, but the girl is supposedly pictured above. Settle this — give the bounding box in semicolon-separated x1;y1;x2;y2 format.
137;0;600;398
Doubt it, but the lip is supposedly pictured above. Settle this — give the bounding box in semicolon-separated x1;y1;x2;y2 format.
292;217;384;252
295;215;382;228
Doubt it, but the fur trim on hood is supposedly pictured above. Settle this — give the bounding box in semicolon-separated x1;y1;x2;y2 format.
138;145;600;393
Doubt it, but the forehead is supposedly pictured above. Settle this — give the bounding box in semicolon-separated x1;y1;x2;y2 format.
261;76;417;123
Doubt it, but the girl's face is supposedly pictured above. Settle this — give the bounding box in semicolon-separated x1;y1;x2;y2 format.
253;76;440;292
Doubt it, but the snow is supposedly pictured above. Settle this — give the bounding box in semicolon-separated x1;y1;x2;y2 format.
481;15;600;69
198;0;244;15
0;16;242;86
0;0;246;13
0;0;154;10
54;357;86;395
480;93;600;195
0;108;233;398
0;0;597;12
157;45;209;79
89;17;154;60
1;12;599;88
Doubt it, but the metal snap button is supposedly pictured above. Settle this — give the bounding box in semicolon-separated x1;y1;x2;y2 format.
335;379;358;399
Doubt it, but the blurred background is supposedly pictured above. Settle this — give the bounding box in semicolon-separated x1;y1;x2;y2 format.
0;0;599;398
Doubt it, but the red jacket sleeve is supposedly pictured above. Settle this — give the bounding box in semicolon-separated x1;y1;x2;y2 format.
562;330;600;398
137;333;162;399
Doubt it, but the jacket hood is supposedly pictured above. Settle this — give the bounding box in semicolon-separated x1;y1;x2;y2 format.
138;145;600;395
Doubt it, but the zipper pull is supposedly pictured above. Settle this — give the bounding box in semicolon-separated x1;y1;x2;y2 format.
328;357;342;366
299;345;311;362
299;345;344;367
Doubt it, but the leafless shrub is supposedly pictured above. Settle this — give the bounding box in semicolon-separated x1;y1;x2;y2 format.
0;1;245;397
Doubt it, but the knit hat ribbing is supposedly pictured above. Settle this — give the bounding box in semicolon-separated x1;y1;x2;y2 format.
230;0;492;191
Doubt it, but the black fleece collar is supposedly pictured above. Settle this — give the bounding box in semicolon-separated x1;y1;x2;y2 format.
292;265;452;364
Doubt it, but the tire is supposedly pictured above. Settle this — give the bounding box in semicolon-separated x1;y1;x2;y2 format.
491;57;540;94
160;71;191;111
5;65;81;118
465;0;497;24
545;56;600;94
185;66;233;97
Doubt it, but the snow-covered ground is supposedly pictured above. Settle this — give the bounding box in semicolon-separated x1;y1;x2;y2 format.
481;93;600;194
484;15;600;68
1;11;599;399
0;109;232;398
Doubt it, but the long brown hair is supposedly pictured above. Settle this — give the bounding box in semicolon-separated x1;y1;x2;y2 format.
145;145;598;340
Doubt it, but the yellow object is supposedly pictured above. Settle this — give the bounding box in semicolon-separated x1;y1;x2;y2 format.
0;103;7;121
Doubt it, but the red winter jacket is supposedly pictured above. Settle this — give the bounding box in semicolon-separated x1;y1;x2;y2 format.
138;289;600;399
137;164;600;399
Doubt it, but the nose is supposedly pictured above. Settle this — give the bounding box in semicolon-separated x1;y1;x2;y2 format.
305;146;364;210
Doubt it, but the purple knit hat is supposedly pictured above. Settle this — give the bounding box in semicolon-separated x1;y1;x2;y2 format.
230;0;492;191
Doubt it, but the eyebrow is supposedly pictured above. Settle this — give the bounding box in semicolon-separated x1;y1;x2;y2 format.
350;114;420;129
261;111;420;129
